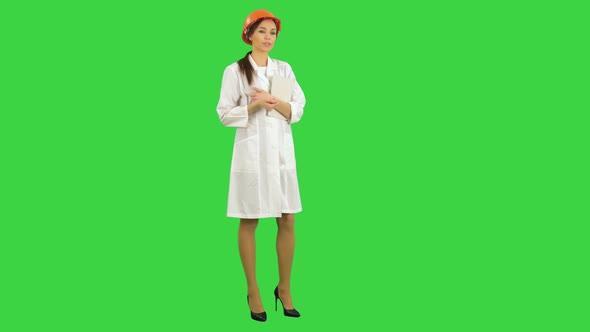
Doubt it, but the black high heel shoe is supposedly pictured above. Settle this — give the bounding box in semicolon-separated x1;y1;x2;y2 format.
247;295;267;322
274;286;301;318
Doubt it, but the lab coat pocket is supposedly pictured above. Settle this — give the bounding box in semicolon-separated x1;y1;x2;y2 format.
283;132;297;170
231;135;259;173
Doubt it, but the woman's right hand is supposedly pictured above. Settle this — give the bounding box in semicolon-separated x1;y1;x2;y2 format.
248;98;277;113
250;88;278;111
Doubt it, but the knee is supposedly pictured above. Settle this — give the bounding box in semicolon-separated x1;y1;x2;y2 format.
277;214;295;230
240;218;259;231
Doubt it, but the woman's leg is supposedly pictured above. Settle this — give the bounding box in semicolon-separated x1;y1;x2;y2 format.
276;213;296;309
239;218;264;312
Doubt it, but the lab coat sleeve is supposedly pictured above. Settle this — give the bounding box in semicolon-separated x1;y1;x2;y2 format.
287;66;306;125
217;66;249;128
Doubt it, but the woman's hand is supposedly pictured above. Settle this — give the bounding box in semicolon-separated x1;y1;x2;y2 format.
250;87;278;111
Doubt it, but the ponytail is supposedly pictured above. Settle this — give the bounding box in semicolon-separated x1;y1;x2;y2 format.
237;51;255;86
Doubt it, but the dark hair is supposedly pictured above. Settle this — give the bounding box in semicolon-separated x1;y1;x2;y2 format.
237;51;255;86
237;19;277;86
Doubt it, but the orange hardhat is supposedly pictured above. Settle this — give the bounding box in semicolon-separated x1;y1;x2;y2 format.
241;9;281;45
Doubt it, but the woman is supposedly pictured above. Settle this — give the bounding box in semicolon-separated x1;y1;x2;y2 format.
216;9;306;322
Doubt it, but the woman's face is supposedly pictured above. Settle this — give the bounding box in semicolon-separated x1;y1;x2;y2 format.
249;19;277;52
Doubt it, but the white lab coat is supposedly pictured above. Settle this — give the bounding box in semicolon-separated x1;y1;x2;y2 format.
216;55;306;219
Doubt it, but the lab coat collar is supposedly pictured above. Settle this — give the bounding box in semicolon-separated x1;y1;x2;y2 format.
248;54;277;77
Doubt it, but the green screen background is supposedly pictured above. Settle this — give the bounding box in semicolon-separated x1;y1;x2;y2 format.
1;1;587;331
